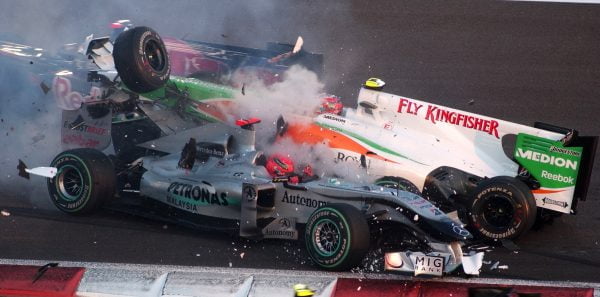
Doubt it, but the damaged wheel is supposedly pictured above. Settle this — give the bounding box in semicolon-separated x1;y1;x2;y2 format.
113;26;170;93
468;176;536;241
305;204;369;271
47;149;116;214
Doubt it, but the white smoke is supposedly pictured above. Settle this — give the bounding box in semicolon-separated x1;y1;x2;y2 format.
233;65;324;140
233;65;374;184
0;0;357;209
0;62;62;209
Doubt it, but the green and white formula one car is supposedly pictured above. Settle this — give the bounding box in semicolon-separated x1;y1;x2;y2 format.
282;79;598;242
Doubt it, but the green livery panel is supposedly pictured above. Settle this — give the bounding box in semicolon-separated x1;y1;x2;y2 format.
514;133;583;189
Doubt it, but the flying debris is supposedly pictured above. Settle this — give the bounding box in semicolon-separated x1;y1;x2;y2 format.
31;133;45;144
17;159;29;179
268;36;304;64
39;81;50;94
18;159;57;179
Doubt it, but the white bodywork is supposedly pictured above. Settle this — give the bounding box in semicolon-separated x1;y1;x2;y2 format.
312;88;575;213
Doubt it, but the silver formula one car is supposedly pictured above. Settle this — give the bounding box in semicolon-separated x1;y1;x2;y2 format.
29;119;482;275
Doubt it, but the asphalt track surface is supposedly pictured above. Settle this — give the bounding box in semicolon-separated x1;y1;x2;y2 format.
1;0;600;284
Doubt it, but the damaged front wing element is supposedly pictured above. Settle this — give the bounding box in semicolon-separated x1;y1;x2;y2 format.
384;242;484;276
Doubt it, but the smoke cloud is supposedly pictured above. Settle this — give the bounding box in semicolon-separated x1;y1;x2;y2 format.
233;65;373;183
0;0;357;209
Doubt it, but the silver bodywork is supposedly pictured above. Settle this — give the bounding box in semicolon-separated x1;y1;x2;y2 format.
135;122;482;275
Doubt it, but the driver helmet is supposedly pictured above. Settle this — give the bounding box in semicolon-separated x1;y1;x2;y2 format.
265;154;295;177
364;77;386;90
317;95;343;115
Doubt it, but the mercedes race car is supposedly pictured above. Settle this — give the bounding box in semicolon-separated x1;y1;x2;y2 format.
32;119;482;275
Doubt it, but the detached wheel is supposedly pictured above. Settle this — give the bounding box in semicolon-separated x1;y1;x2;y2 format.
305;204;369;271
375;176;421;195
113;26;171;93
468;176;536;241
47;149;116;214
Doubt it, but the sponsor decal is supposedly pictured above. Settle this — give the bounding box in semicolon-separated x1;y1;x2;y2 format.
62;134;101;148
541;170;575;185
550;146;582;157
243;185;257;202
63;117;108;136
322;114;346;124
514;134;582;199
397;98;499;138
414;255;444;276
263;218;298;239
516;149;578;170
197;142;226;158
53;76;103;110
166;181;229;210
542;197;568;208
61;109;111;150
281;191;327;208
336;152;360;164
272;177;289;183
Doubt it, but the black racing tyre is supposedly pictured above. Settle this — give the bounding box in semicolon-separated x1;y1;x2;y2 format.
47;149;116;214
305;203;370;271
113;26;170;93
468;176;536;241
375;176;421;195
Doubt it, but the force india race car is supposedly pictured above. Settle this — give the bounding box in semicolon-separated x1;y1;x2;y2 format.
12;25;485;276
280;83;598;242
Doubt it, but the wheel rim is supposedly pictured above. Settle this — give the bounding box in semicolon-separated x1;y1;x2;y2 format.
57;165;84;201
482;195;515;229
313;219;341;257
376;180;399;189
144;39;166;72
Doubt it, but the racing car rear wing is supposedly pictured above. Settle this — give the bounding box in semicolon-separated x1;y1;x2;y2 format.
533;121;598;205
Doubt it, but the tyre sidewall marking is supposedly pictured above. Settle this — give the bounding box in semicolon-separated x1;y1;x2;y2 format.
137;30;170;82
49;154;93;212
471;185;524;239
306;207;351;268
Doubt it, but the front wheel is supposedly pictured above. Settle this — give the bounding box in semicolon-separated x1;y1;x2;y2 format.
47;149;116;214
468;176;536;241
305;204;370;271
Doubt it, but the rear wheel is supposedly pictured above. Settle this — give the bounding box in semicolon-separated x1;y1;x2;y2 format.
47;149;116;214
305;204;370;271
468;176;536;241
113;26;171;93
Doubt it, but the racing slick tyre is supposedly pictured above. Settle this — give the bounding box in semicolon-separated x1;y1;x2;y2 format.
47;148;116;215
468;176;536;241
375;176;421;195
113;26;170;93
305;204;370;271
